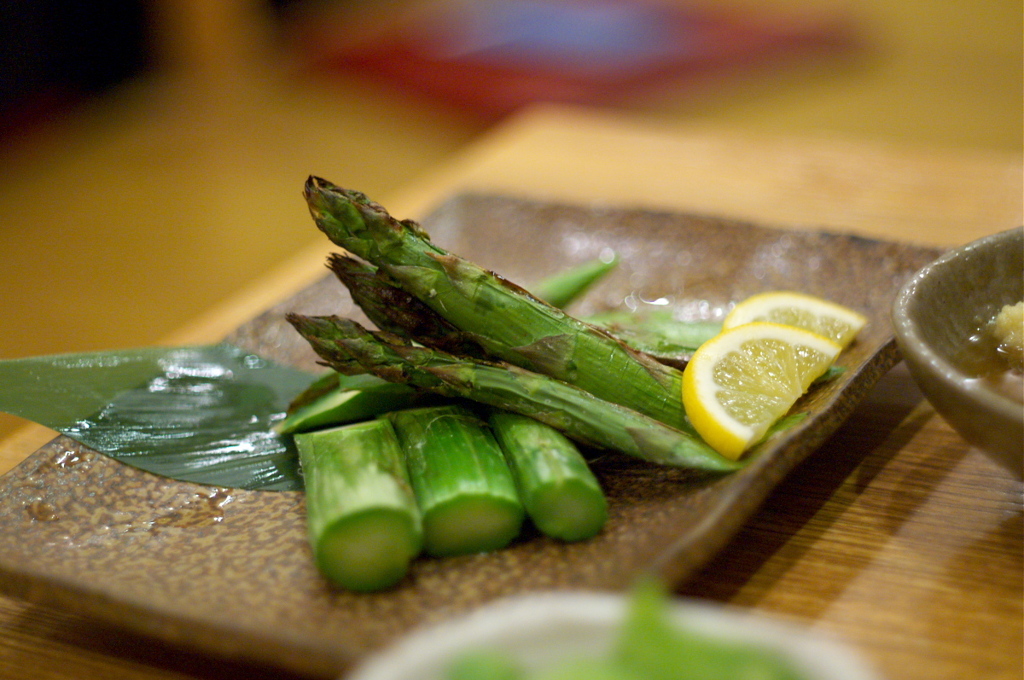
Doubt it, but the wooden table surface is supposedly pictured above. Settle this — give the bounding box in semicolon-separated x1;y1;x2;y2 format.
0;105;1021;680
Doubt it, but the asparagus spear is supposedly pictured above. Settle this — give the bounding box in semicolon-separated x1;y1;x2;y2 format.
329;258;611;541
285;369;346;413
328;250;620;353
303;177;686;429
489;410;608;542
384;405;524;557
294;419;422;591
275;371;421;434
328;253;486;357
529;250;619;310
287;314;740;473
585;309;722;370
284;251;622;434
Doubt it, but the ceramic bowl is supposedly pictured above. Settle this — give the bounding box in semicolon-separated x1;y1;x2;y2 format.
346;591;882;680
892;226;1023;477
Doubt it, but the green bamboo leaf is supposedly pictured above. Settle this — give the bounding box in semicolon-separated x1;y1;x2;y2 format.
0;344;314;490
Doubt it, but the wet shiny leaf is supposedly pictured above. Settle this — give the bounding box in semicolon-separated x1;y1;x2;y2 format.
0;344;315;490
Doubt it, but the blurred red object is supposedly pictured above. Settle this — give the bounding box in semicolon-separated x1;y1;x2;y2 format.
283;0;859;119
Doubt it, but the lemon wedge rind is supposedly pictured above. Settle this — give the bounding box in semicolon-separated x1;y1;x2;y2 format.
722;291;867;348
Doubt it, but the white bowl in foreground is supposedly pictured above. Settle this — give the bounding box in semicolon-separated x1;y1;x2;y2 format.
346;591;883;680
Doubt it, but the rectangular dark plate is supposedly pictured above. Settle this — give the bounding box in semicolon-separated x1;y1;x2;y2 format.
0;195;943;678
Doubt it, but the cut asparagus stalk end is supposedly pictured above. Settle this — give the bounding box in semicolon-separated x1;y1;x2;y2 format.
528;479;608;542
489;410;608;542
295;419;422;591
316;509;421;592
422;496;525;558
385;405;525;558
276;379;417;434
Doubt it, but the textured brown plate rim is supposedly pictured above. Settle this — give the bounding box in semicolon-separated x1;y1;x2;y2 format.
0;193;944;678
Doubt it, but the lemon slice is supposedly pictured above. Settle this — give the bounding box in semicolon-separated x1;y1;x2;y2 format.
723;291;867;348
682;322;842;459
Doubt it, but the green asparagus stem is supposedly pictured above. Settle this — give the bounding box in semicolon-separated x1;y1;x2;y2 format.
328;253;487;357
279;251;625;435
303;177;686;429
287;314;740;473
328;250;619;355
294;419;422;592
275;372;420;434
585;309;722;370
530;251;619;309
384;405;525;557
489;410;607;541
285;369;346;413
